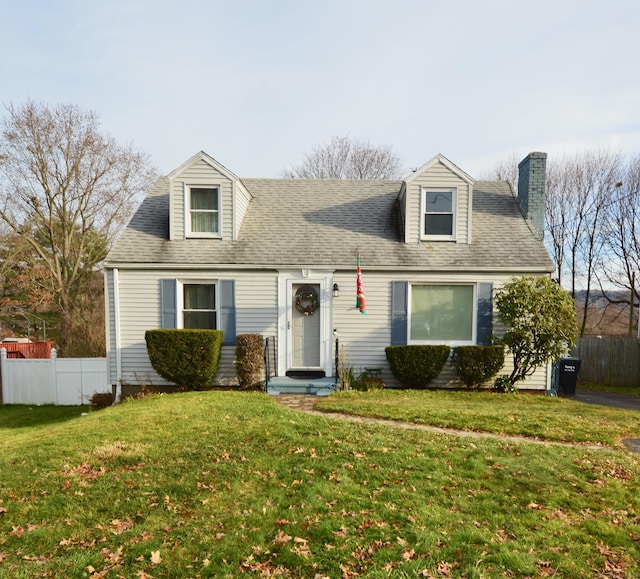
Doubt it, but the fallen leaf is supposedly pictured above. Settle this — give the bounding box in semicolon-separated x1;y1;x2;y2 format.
402;548;416;560
333;526;348;537
150;550;162;564
273;530;292;545
11;525;24;538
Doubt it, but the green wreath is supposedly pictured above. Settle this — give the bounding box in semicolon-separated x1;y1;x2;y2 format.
295;286;320;316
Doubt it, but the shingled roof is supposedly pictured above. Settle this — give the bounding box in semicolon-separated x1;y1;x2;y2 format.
106;176;554;273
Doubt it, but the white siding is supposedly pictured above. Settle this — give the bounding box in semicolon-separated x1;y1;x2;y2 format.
404;161;471;245
331;270;548;391
170;158;234;240
110;267;548;392
114;269;278;387
104;270;117;384
332;271;394;385
234;182;252;240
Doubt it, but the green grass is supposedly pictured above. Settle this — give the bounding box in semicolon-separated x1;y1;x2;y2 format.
579;382;640;396
0;404;88;430
0;391;639;578
317;389;640;447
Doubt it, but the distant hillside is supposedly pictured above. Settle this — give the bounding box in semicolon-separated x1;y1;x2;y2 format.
573;290;638;337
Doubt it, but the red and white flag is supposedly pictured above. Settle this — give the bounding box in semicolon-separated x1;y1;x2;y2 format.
356;254;366;315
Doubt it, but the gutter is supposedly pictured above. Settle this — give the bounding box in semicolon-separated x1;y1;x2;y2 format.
112;268;122;403
104;262;555;275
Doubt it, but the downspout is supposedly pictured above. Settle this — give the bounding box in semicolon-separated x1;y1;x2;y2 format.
112;268;122;403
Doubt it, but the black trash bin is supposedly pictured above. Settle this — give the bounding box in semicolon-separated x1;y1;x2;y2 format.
558;357;581;396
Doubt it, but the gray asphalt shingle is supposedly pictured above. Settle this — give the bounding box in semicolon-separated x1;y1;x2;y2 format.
106;177;554;273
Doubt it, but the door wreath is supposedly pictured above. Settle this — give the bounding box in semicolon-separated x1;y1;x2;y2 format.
295;286;320;316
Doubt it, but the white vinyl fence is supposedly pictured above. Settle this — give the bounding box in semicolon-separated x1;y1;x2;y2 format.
0;348;109;405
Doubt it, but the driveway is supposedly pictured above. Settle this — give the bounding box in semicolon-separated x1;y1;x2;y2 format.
573;388;640;411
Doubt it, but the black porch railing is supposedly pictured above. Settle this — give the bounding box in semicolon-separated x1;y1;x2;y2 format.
334;337;339;387
263;337;271;392
263;335;340;392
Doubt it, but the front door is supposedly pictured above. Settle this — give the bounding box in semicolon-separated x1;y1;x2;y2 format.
291;283;321;368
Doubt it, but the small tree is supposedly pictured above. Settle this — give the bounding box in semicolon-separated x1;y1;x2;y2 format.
494;276;578;389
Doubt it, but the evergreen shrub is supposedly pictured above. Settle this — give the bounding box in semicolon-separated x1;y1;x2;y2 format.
235;334;265;389
145;329;223;390
452;345;505;389
385;345;450;389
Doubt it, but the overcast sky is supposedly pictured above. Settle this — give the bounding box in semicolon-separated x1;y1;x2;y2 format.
2;0;639;179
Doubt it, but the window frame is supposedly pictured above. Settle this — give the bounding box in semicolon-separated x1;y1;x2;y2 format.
185;184;221;238
420;187;457;241
178;280;218;330
407;282;477;346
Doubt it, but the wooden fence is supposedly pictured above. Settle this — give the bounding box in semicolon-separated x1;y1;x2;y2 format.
573;337;640;388
0;348;109;405
1;340;52;358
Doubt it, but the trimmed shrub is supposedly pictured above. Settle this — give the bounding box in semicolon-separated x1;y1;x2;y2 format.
235;334;265;389
452;345;505;389
145;329;223;390
385;345;450;389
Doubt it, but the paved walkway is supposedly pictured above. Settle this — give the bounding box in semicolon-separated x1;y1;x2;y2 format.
274;390;640;453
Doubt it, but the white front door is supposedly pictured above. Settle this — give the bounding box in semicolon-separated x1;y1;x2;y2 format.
291;283;321;368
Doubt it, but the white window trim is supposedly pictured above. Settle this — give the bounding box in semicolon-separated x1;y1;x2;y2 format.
177;279;219;329
184;184;222;238
420;187;457;241
407;282;476;346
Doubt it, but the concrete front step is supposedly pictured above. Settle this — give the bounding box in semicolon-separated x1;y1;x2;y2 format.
266;376;339;397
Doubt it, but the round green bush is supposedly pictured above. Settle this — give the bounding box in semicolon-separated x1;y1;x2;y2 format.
385;345;450;389
452;345;505;389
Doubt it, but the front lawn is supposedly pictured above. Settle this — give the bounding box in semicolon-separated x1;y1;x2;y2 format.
0;391;639;577
318;389;640;447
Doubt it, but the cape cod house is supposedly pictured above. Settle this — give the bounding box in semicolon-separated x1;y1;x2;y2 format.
103;151;554;398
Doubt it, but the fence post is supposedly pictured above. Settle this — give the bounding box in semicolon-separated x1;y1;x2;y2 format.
0;348;5;404
51;348;58;405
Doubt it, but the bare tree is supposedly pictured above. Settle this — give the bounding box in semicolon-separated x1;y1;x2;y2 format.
600;156;640;333
0;101;157;355
487;148;631;336
478;152;520;189
573;150;621;335
282;136;403;179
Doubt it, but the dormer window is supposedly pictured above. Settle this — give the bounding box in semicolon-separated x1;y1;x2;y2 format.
421;187;457;240
186;186;220;237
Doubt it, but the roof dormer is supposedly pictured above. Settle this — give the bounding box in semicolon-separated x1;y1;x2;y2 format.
166;151;252;241
397;154;474;244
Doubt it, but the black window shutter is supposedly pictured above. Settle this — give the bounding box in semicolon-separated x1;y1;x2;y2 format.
391;281;408;345
476;282;493;345
160;279;177;329
219;280;236;345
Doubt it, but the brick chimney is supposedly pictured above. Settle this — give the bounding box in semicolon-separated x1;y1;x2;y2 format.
517;152;547;238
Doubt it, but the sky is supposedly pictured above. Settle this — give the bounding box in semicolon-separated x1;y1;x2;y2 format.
2;0;640;179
